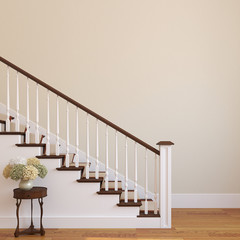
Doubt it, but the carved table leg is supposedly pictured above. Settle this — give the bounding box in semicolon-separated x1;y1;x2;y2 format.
14;199;22;237
38;197;45;236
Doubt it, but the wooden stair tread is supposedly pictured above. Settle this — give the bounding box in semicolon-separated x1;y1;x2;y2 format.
117;201;142;207
37;154;65;159
97;189;122;195
56;166;84;171
16;143;46;147
0;120;6;124
77;177;104;183
0;132;25;135
139;199;153;201
138;210;160;218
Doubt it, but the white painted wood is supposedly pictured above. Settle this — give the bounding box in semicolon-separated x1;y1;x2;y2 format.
15;72;20;132
66;102;70;167
25;79;30;143
6;66;10;131
75;107;79;167
154;154;158;214
0;135;160;229
35;83;39;143
134;142;138;203
56;96;60;156
159;144;172;228
114;130;118;191
105;125;109;191
46;90;50;155
86;113;90;178
95;119;99;179
124;137;128;203
144;148;148;214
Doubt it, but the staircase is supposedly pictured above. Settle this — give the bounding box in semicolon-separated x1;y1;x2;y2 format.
0;56;174;228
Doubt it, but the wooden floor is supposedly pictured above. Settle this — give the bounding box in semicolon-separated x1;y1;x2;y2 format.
1;209;240;239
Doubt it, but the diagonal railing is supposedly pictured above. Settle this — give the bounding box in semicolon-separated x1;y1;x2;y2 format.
0;55;174;227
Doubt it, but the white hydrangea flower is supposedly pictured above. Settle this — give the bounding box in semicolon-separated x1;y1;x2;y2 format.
9;156;27;166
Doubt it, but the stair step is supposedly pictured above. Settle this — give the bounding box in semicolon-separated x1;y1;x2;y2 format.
0;132;25;136
56;166;84;171
97;189;122;195
138;211;160;218
16;143;46;147
77;177;104;183
16;143;46;154
117;201;142;207
36;154;65;159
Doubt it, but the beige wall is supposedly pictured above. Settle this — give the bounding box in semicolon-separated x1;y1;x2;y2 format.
0;0;240;194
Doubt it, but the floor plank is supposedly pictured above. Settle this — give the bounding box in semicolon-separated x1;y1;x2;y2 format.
1;209;240;239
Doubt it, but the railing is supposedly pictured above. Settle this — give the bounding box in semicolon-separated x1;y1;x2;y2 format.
0;56;174;228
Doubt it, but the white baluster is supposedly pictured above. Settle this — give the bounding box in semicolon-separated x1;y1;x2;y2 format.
134;142;138;203
154;153;158;214
56;96;60;156
114;130;118;191
105;125;109;191
95;119;99;179
46;90;50;155
35;83;39;143
144;148;148;214
6;66;10;131
86;113;90;179
75;107;79;167
26;79;30;143
66;102;70;167
125;137;128;203
15;72;20;132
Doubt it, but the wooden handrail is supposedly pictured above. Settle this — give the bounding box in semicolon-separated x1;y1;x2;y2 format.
0;56;160;155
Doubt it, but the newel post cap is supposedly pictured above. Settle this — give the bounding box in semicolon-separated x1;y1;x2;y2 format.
156;141;174;146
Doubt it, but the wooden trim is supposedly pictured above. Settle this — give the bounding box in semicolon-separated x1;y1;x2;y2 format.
97;190;122;195
137;211;160;217
77;177;104;183
0;132;25;135
117;201;142;207
156;141;174;146
0;56;159;155
56;166;84;171
36;155;65;159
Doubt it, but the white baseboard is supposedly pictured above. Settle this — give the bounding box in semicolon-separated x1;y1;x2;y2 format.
0;216;160;229
172;193;240;208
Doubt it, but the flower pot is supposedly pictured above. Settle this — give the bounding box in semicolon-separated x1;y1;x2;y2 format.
19;179;34;190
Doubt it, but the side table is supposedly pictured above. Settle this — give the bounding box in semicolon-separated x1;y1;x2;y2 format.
13;187;47;237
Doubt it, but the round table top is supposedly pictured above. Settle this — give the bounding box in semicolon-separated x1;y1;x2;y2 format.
13;187;47;199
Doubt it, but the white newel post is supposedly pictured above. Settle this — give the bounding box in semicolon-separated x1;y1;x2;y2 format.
157;141;174;229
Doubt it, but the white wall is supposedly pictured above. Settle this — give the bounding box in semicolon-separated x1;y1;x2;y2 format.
0;0;240;194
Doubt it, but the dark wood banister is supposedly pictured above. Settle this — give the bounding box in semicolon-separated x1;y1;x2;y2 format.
0;56;160;155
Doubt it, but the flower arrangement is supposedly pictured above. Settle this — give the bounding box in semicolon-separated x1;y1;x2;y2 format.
3;157;48;181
